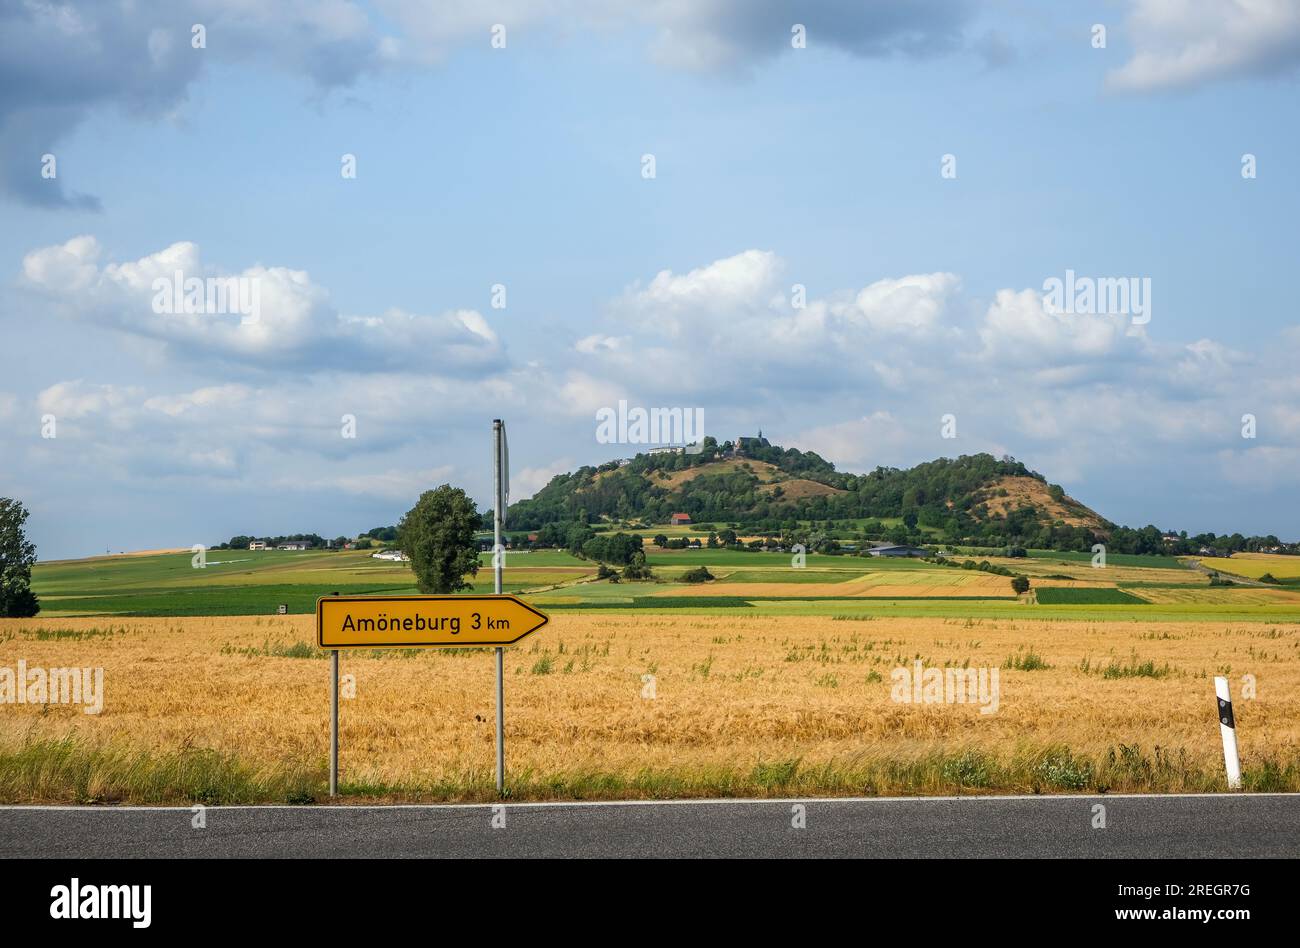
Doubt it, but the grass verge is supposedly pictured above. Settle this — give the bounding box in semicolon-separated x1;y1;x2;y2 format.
2;736;1297;804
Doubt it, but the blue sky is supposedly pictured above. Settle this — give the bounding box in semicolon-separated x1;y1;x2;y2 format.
2;0;1299;558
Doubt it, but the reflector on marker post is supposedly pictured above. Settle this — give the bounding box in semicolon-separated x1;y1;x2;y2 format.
1214;676;1241;790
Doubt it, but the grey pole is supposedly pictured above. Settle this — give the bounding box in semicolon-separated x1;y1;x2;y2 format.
329;648;339;797
493;419;505;794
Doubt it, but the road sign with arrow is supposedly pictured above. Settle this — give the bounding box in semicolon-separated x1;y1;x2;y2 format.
317;594;549;649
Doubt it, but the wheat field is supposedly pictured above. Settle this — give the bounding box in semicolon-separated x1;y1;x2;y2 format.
1;613;1298;802
1200;553;1300;581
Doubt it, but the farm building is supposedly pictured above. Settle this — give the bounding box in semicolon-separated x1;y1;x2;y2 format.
277;542;310;551
248;541;267;550
867;544;931;558
670;512;692;525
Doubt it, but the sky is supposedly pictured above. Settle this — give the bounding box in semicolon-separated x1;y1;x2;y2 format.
2;0;1299;559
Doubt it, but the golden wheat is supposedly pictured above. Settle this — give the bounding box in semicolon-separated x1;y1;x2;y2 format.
1;613;1297;800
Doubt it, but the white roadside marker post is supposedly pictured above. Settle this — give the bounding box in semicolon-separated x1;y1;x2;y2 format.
1214;676;1242;790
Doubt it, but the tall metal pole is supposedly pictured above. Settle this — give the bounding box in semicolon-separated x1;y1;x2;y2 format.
329;648;339;796
493;419;505;794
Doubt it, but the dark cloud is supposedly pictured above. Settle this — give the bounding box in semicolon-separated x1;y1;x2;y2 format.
0;1;390;209
648;0;974;70
0;0;979;209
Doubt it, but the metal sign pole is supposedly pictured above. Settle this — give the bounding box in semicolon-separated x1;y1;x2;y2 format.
493;419;505;794
329;648;339;796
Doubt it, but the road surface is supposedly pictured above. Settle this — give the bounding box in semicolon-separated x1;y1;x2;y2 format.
2;794;1296;858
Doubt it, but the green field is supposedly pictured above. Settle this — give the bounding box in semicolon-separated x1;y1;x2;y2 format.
1033;587;1148;605
32;549;589;617
643;549;939;569
28;545;1300;622
1025;550;1182;569
715;569;860;584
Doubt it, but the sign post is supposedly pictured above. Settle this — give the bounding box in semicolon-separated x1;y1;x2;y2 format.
493;419;509;794
320;419;524;799
318;593;548;796
329;649;339;796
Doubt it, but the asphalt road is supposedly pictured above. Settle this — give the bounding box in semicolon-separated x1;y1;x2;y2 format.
2;794;1296;858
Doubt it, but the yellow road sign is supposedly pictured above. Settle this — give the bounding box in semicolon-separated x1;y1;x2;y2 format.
317;595;549;649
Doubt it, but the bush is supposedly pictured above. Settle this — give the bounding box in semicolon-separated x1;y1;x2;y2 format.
580;532;644;565
621;550;654;581
1034;749;1094;791
679;566;714;584
1011;575;1030;594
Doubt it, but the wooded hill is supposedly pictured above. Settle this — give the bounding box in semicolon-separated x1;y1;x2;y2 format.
505;436;1115;551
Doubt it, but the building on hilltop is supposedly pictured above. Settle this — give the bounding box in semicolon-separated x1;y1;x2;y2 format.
733;430;769;457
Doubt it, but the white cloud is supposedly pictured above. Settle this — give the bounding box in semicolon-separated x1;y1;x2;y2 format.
601;250;964;395
9;246;1300;552
789;411;912;468
850;272;961;335
21;236;503;373
575;334;622;354
1108;0;1300;92
558;372;627;418
617;249;783;337
512;458;575;500
976;288;1146;372
289;466;457;501
36;380;140;422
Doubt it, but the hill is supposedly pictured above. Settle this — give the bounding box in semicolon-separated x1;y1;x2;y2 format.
505;437;1112;550
974;475;1107;533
